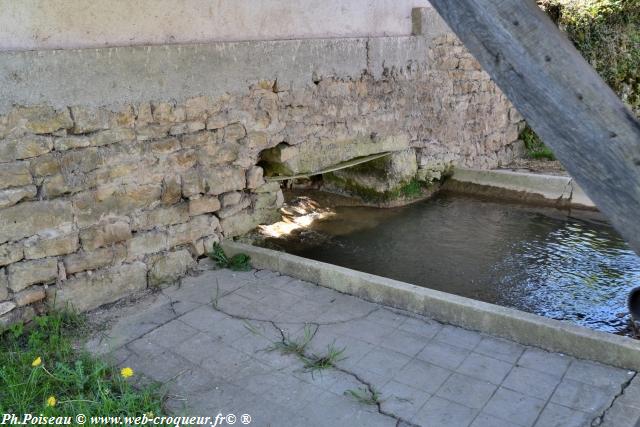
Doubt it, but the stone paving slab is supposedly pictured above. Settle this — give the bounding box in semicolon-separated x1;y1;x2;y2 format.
87;263;639;427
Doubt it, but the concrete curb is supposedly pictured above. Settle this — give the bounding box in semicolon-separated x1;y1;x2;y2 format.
444;168;596;210
222;241;640;370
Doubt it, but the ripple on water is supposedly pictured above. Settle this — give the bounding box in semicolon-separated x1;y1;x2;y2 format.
266;193;640;334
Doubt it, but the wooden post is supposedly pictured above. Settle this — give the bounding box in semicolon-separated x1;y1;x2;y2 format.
428;1;640;254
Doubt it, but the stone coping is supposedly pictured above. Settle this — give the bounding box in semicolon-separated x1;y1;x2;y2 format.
222;241;640;371
444;168;596;209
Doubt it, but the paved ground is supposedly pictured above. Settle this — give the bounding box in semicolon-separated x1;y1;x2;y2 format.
87;261;640;427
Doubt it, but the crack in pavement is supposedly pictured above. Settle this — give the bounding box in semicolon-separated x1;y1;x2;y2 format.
267;318;420;427
591;371;638;426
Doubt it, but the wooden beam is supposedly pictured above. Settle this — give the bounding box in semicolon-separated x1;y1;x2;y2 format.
428;0;640;253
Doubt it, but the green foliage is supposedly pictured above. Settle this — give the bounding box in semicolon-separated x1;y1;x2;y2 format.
344;386;381;406
520;126;556;160
324;173;427;204
303;343;346;372
0;312;168;420
541;0;639;114
269;324;315;356
208;243;252;271
400;179;424;198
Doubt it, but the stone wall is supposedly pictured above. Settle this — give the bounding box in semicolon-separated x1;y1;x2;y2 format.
0;8;524;327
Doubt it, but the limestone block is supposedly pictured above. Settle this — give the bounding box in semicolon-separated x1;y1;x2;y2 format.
132;204;189;231
254;182;280;194
0;136;53;162
188;196;221;216
184;96;211;121
182;132;219;148
0;243;23;267
0;269;8;300
7;106;73;134
0;301;16;316
217;197;251;219
110;105;136;128
47;262;147;312
14;286;46;307
206;114;228;130
70;106;111;134
152;102;185;124
203;167;246;195
181;168;205;197
30;154;61;177
126;231;168;260
0;185;37;208
80;220;132;251
221;191;243;208
54;128;135;150
246;166;265;189
169;121;206;136
167;215;218;247
7;258;58;292
0;161;32;190
223;122;247;142
41;174;87;198
148;249;195;287
161;175;182;205
135;124;171;141
199;142;239;165
148;137;181;155
135;102;154;126
220;210;260;237
73;184;162;227
0;306;34;330
276;190;285;207
64;245;126;275
254;192;278;211
24;232;79;259
0;200;73;244
59;147;103;174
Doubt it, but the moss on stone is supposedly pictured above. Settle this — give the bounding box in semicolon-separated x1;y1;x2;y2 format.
324;173;428;204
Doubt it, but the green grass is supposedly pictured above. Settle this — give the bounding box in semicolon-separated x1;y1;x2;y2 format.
303;343;346;372
270;325;315;357
0;311;169;420
344;386;381;406
208;243;251;271
519;126;556;160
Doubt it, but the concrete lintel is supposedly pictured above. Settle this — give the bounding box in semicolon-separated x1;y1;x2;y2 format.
0;34;438;114
222;241;640;371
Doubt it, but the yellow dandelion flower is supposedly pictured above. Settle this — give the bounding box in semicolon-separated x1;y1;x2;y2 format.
32;357;42;367
120;367;134;378
145;412;154;418
46;396;56;407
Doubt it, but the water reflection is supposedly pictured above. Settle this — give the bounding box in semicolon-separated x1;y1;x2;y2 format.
264;192;640;334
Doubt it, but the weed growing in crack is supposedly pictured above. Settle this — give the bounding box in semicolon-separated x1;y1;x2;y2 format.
270;324;315;356
208;243;251;271
303;343;346;372
344;386;381;406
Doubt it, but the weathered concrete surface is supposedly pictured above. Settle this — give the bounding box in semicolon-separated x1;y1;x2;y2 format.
222;242;640;372
0;0;430;51
0;38;367;113
444;168;596;209
87;263;638;426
